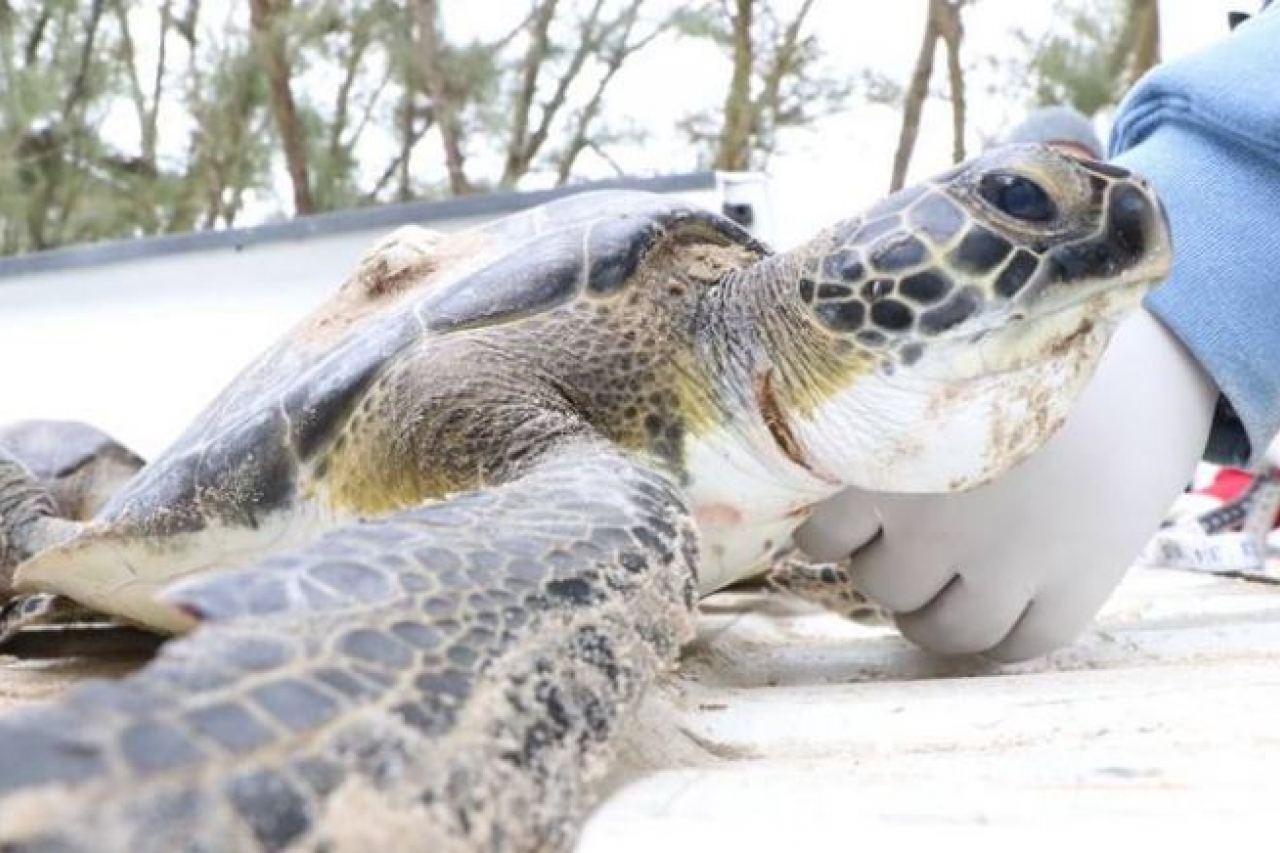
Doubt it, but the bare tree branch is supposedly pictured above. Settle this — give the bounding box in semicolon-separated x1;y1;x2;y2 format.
110;0;160;231
753;0;815;153
114;0;149;149
366;105;434;203
328;11;374;163
532;1;624;181
146;0;173;164
347;62;395;157
501;0;562;188
584;139;626;178
22;4;50;66
64;0;107;117
491;4;541;52
169;1;208;232
517;0;613;178
173;0;200;46
554;2;666;184
397;88;415;201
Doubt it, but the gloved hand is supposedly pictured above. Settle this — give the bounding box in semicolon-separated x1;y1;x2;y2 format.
793;307;1217;662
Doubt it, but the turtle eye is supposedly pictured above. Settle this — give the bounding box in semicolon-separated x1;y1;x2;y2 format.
977;172;1057;223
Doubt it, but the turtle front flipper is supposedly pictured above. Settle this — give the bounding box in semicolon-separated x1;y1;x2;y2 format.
0;437;698;852
768;552;889;625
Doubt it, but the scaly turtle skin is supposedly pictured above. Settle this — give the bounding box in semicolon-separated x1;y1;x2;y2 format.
768;553;889;624
0;145;1169;851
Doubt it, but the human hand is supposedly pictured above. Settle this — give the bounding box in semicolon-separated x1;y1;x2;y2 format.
793;308;1216;661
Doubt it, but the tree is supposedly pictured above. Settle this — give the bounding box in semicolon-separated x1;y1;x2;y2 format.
888;0;974;192
1126;0;1167;82
171;3;273;230
550;2;666;184
496;0;669;189
111;0;171;232
0;0;148;252
1013;0;1160;117
395;0;669;197
249;0;315;215
410;0;473;195
282;0;408;210
0;0;853;255
679;0;848;172
716;0;753;170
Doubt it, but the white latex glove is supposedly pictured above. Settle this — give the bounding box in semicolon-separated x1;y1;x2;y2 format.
793;308;1217;662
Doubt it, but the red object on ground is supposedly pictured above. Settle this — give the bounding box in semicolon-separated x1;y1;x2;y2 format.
1196;467;1255;503
1196;467;1280;528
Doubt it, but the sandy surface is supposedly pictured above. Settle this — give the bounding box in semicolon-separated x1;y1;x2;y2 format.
3;567;1278;848
582;567;1280;848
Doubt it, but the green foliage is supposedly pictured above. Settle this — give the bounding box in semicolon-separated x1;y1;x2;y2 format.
858;69;904;107
0;0;127;252
0;0;956;256
670;3;730;44
1009;0;1154;117
0;0;660;253
676;0;852;170
438;38;502;149
1027;0;1126;114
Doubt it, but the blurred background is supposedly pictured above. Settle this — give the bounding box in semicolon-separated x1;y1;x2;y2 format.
0;0;1244;453
0;0;1241;251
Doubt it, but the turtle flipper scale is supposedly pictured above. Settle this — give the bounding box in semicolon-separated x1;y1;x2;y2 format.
0;439;699;852
768;554;889;625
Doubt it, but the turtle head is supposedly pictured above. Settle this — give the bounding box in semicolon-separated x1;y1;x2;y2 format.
778;143;1171;492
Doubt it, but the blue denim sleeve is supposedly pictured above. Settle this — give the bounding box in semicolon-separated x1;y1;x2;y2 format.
1109;10;1280;466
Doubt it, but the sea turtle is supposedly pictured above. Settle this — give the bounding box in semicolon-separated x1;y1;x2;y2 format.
0;144;1169;851
0;421;146;638
0;420;145;522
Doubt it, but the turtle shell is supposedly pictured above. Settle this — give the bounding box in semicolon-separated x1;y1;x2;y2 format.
44;191;766;542
15;191;768;626
422;190;766;331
